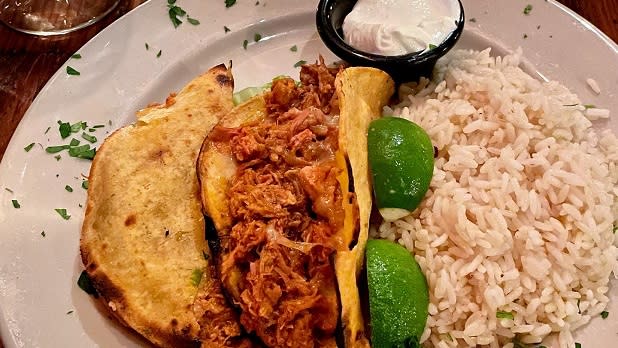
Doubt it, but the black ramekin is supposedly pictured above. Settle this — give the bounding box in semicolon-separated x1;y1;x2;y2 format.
316;0;465;83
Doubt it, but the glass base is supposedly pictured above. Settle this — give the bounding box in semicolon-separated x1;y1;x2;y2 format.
0;0;120;36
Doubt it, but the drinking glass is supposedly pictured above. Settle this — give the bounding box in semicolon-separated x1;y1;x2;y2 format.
0;0;120;36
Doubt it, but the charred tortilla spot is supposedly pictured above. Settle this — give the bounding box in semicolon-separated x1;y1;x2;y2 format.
181;325;191;335
165;93;177;107
87;262;97;271
149;149;169;164
216;74;232;87
171;318;178;326
124;214;136;226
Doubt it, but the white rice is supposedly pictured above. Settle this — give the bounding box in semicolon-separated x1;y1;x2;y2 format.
375;48;618;347
586;78;601;95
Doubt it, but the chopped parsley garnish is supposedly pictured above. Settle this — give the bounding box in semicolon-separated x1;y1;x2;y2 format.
145;42;149;50
58;121;71;138
44;126;51;134
537;346;547;348
575;343;581;348
46;145;69;153
523;4;533;15
69;138;80;147
190;268;203;286
496;310;514;320
12;199;20;208
290;45;298;52
71;53;82;59
254;33;262;42
72;121;87;132
92;124;105;129
469;17;477;23
82;180;89;190
428;44;437;50
66;66;80;75
55;155;61;161
243;39;248;50
583;104;596;109
77;270;99;297
68;145;96;160
24;143;35;152
41;231;46;237
65;185;74;192
5;188;13;193
168;0;186;28
187;16;200;25
58;120;87;139
613;225;617;234
157;50;162;58
224;26;231;33
55;208;71;220
66;310;74;314
293;60;306;68
225;0;236;7
601;310;609;319
81;132;97;143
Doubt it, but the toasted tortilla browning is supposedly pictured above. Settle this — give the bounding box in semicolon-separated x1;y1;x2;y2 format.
80;65;245;348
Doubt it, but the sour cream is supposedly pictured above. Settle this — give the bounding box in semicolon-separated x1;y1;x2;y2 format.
342;0;459;56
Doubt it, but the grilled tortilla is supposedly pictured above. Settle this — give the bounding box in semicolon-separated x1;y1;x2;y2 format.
197;64;394;347
80;64;238;348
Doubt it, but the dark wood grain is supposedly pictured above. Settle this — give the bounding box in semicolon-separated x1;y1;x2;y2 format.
0;0;145;162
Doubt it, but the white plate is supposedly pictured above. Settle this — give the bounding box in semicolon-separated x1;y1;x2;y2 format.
0;0;616;347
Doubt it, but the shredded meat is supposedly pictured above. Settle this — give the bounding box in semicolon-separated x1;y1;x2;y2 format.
193;265;257;348
219;59;347;347
266;57;343;117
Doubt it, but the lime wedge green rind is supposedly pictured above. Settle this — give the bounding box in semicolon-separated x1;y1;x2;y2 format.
366;239;429;348
367;117;434;220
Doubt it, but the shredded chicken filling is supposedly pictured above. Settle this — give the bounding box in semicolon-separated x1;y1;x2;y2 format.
214;60;347;347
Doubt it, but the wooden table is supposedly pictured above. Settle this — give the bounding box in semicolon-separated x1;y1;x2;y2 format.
0;0;616;161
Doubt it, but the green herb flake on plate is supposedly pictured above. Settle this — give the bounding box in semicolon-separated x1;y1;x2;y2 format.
55;208;71;220
66;66;80;76
24;143;35;152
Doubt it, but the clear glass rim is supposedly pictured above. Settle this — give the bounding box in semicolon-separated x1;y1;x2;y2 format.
0;0;121;36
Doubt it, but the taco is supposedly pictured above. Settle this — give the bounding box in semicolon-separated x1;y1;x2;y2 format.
197;59;394;347
80;64;249;348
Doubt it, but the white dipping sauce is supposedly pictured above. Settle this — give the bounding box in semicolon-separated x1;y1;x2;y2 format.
342;0;459;56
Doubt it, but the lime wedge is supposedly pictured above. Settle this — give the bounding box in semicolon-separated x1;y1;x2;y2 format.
366;239;429;348
367;117;434;221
